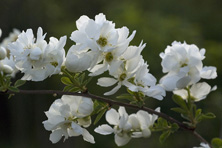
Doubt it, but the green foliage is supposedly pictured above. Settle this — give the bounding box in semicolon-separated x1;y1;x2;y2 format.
152;117;179;143
0;74;26;98
61;68;92;93
172;94;215;127
14;80;26;88
0;73;12;92
116;93;135;101
211;138;222;148
116;89;146;107
92;100;109;125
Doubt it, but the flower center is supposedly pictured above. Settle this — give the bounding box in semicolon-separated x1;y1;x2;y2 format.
105;52;114;62
51;62;58;67
97;36;108;47
181;63;188;67
119;73;127;81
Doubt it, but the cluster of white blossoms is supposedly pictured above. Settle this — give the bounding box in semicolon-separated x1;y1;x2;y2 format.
0;29;20;77
160;41;217;101
95;106;159;146
7;27;67;81
65;13;166;100
0;29;15;75
43;95;95;144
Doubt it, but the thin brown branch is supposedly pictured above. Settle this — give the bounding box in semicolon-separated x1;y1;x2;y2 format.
1;89;211;147
193;131;211;147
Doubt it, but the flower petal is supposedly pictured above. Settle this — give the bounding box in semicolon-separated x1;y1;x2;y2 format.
201;66;217;79
176;76;191;89
173;89;188;100
71;122;83;135
104;83;121;95
105;108;119;125
114;134;131;146
94;124;114;135
82;128;95;144
97;77;118;87
49;129;63;143
190;82;211;101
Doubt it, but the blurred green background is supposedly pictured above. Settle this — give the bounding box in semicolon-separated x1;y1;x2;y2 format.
0;0;221;147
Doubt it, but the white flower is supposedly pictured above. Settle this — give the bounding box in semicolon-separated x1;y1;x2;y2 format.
43;95;95;144
71;13;135;53
96;44;148;96
129;107;159;138
173;82;217;102
193;142;210;148
70;13;135;76
126;59;166;100
97;55;140;95
88;27;136;76
95;107;160;146
43;36;67;76
65;45;98;72
160;41;217;91
94;107;132;146
97;44;166;99
8;27;67;81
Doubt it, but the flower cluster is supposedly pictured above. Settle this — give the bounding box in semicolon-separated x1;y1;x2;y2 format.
66;13;165;100
160;41;217;101
43;95;95;144
0;29;19;75
7;27;67;81
95;106;159;146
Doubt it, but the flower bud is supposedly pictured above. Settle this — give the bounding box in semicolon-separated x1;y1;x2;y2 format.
2;64;13;74
65;45;94;72
0;47;7;60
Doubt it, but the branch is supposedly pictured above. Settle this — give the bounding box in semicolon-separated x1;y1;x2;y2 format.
1;89;211;147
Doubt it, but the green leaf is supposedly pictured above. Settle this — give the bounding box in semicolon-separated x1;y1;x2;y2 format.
92;100;107;115
8;86;19;92
14;80;26;88
69;87;81;92
203;112;216;119
159;131;171;144
93;108;107;125
73;73;80;79
61;77;73;85
197;112;216;122
172;95;188;110
78;73;85;84
211;138;222;148
116;94;135;101
171;123;179;132
63;86;73;92
171;107;188;114
195;109;202;117
83;76;92;86
158;118;168;127
72;78;81;86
